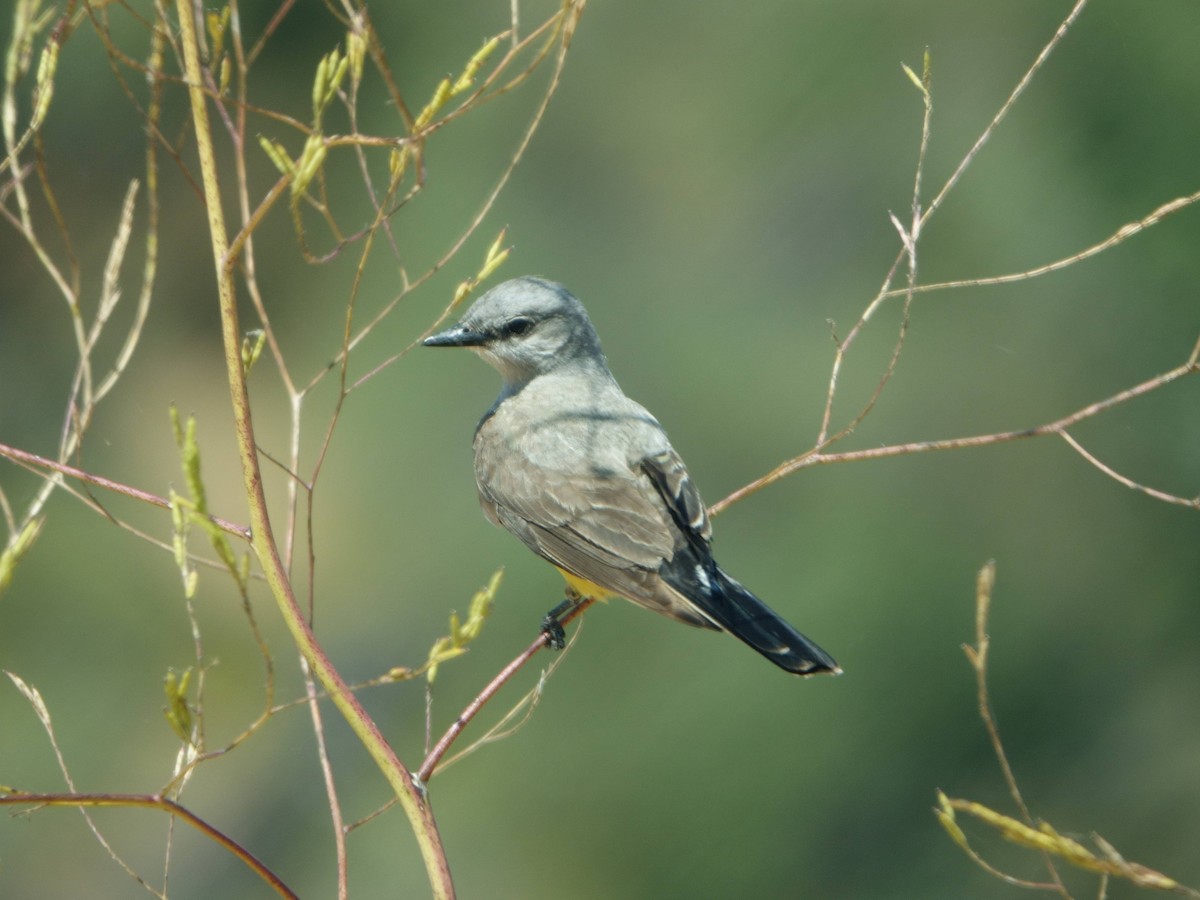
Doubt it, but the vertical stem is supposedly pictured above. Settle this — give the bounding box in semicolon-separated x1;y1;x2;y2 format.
172;2;454;896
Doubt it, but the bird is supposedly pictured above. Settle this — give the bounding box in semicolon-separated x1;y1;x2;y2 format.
423;276;839;676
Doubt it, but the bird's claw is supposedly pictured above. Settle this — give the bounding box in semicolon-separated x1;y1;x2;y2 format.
541;614;567;650
541;589;582;650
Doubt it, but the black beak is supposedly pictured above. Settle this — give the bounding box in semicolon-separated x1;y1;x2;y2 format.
423;323;487;348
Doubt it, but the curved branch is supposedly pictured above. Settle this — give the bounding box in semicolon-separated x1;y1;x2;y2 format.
0;792;297;899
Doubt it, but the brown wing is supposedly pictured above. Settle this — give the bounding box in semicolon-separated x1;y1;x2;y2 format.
477;452;673;597
477;416;720;620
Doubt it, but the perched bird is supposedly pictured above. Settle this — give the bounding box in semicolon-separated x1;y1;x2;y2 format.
423;276;839;676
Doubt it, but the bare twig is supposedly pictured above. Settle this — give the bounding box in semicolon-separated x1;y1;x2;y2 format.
712;352;1200;516
6;672;165;897
941;562;1200;897
0;440;251;537
433;628;578;776
418;597;595;783
301;656;349;900
947;562;1072;896
339;1;588;392
0;792;298;900
1059;431;1199;509
886;187;1200;300
924;0;1090;225
746;1;1117;522
962;564;1035;824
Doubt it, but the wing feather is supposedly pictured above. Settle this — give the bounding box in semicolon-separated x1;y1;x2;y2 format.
473;383;715;628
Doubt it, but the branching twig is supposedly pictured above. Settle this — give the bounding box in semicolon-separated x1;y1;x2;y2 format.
962;563;1068;895
937;563;1200;898
173;1;455;895
6;671;165;897
0;792;298;900
963;563;1030;820
419;597;595;783
722;0;1194;525
712;350;1199;516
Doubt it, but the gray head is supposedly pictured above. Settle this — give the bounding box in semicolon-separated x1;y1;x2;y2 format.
423;277;609;387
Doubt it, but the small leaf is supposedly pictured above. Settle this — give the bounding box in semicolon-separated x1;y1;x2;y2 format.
328;56;350;105
384;666;416;682
258;136;296;179
171;407;207;516
312;48;350;122
478;228;511;281
0;516;44;597
30;41;58;131
312;50;331;119
241;329;266;374
449;230;512;313
425;636;466;684
425;569;503;683
901;63;924;93
451;34;502;96
163;667;194;744
206;6;231;63
170;407;243;589
346;24;367;86
292;133;328;198
933;790;970;852
389;145;410;181
6;671;51;728
461;568;501;641
218;56;232;97
413;78;452;131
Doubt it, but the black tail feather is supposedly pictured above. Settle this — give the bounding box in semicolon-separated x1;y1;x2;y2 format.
662;558;840;676
709;568;839;675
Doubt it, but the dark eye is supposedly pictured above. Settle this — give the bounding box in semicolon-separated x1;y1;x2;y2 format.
503;317;536;338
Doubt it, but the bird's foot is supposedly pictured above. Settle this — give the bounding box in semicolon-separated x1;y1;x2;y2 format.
541;615;567;650
541;588;583;651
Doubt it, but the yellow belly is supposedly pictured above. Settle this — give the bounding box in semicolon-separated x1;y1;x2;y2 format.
556;567;614;602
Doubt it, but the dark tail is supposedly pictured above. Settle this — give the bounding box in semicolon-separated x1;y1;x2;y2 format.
693;566;840;676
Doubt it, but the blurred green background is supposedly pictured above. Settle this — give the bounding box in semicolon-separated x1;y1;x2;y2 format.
2;1;1199;897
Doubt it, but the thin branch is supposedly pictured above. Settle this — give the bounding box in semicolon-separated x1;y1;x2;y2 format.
335;0;588;393
960;562;1070;896
0;792;297;900
922;0;1089;225
301;655;349;900
418;598;595;783
0;440;251;537
820;51;931;450
1059;431;1199;509
811;1;1091;470
434;626;578;776
6;671;164;897
887;187;1200;300
712;352;1200;516
964;563;1032;821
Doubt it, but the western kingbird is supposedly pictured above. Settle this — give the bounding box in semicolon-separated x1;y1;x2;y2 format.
424;276;839;676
